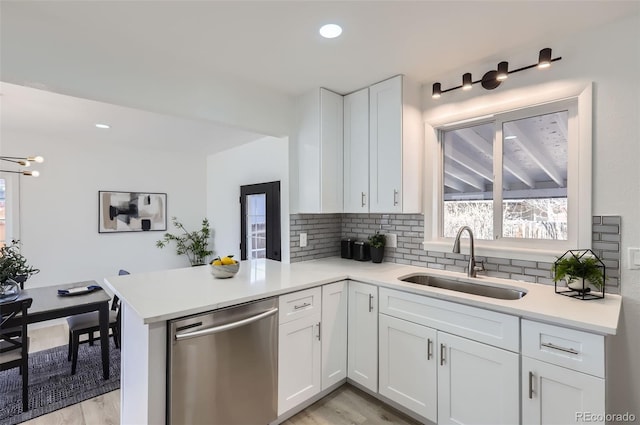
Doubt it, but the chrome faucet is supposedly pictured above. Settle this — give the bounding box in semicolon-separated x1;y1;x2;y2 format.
452;226;483;278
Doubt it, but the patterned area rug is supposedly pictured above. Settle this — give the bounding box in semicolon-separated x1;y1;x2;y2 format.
0;339;120;425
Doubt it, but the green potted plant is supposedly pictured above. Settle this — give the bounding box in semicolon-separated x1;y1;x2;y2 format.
553;252;605;292
0;240;40;301
156;217;214;266
368;232;386;264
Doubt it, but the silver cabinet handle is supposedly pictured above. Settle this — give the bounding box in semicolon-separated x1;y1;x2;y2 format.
528;371;535;399
316;322;321;341
393;189;399;206
361;192;366;207
175;308;279;341
368;294;374;312
541;342;579;355
440;344;446;366
294;302;311;310
427;338;433;360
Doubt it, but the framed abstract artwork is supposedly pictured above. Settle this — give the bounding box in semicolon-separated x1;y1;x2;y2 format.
99;191;167;233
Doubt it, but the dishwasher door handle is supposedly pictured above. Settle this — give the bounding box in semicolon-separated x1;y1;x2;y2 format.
175;307;279;341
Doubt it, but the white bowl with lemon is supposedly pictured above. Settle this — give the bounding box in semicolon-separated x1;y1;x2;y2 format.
210;255;240;278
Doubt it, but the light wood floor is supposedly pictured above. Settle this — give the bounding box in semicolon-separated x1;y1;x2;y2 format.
20;324;420;425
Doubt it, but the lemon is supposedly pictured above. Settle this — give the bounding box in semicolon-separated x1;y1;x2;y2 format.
211;259;222;266
221;256;235;265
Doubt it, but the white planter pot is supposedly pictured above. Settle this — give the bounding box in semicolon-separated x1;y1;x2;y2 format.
566;278;592;292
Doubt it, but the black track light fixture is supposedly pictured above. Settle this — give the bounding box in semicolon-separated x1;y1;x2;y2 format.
538;47;552;68
497;61;509;81
432;82;442;99
431;48;561;99
462;73;473;90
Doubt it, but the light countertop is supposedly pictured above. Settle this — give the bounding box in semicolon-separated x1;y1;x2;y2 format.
104;257;621;335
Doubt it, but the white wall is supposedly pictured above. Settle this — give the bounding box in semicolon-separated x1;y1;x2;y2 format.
421;14;640;415
1;129;207;287
206;136;290;263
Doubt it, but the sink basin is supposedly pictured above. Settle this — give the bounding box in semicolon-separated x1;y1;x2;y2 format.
399;274;527;300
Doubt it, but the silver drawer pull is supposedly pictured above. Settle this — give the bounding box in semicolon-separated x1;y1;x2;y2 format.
440;344;446;366
528;371;535;399
427;338;433;360
293;302;311;310
541;342;579;355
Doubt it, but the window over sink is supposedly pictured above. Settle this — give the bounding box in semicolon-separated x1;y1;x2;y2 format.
424;84;592;261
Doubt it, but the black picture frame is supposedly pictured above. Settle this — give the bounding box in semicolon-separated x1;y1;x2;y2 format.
98;191;167;233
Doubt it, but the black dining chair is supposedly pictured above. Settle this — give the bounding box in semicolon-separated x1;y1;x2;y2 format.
1;297;33;412
66;269;129;375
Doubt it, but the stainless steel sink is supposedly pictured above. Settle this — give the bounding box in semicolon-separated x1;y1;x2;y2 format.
399;274;527;300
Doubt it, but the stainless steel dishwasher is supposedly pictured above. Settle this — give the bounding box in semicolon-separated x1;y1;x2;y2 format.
168;297;278;425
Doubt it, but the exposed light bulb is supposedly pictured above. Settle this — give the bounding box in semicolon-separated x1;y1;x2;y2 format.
30;156;44;163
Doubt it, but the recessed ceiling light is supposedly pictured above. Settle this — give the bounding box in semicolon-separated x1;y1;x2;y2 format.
95;123;111;129
504;135;517;140
319;24;342;39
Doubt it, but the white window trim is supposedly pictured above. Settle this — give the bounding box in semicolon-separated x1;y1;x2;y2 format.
0;172;21;244
424;83;592;263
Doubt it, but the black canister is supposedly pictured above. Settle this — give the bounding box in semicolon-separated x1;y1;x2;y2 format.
353;241;371;261
341;239;353;259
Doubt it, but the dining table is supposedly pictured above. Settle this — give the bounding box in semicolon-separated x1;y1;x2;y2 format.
16;281;111;379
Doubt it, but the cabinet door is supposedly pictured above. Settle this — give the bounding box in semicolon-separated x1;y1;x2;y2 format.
297;88;343;213
379;314;437;422
369;76;403;213
347;281;378;392
343;87;370;213
522;356;605;425
321;281;348;390
438;332;519;425
319;88;344;212
278;312;321;415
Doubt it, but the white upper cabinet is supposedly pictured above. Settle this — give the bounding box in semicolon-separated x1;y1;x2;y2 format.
297;88;344;213
369;75;423;213
343;87;370;213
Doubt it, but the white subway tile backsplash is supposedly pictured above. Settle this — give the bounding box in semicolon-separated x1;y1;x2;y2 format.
289;213;621;293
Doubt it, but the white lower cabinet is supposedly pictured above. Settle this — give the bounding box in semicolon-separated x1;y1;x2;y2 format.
437;332;520;425
521;319;606;425
278;282;348;416
277;311;322;415
522;356;605;425
379;314;437;422
321;281;348;390
347;281;378;392
277;284;609;425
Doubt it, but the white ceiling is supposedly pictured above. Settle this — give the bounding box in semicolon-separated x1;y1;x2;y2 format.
0;81;264;154
1;1;638;153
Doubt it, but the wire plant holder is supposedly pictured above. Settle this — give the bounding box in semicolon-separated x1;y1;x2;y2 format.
553;249;605;300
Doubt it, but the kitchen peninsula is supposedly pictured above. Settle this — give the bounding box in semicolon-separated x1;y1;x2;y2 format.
105;258;622;425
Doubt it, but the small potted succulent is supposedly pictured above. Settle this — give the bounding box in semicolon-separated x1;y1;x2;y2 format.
368;232;386;264
0;240;40;301
553;251;605;293
156;217;214;266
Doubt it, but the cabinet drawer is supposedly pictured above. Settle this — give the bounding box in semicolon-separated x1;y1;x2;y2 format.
279;287;322;324
379;287;519;352
522;320;604;377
